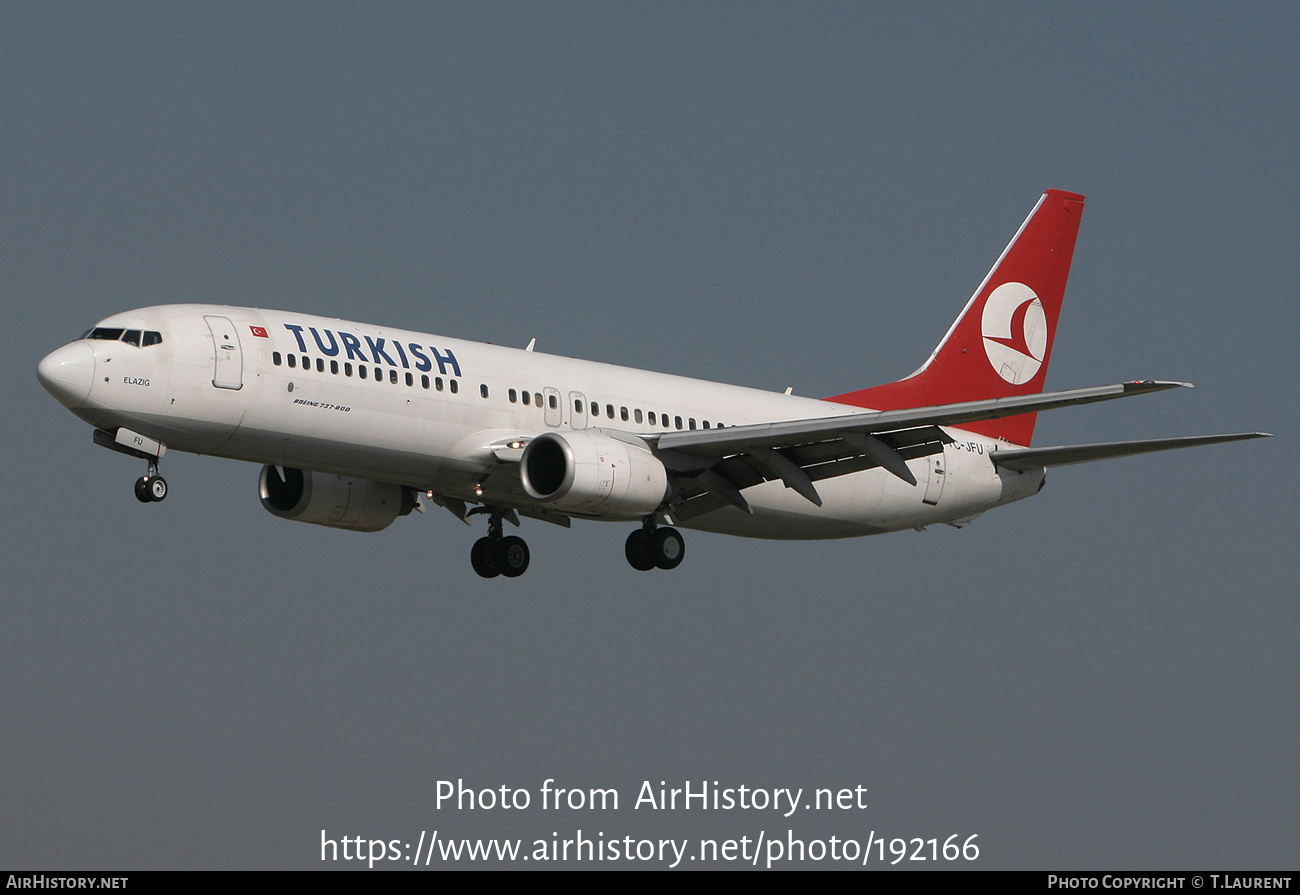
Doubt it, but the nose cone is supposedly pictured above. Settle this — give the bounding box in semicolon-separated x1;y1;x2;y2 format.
38;342;95;409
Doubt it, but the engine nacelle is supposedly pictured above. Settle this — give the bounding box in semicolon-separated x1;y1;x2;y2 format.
258;466;417;532
520;431;669;517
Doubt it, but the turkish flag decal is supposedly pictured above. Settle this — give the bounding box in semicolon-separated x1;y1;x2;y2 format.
249;326;269;338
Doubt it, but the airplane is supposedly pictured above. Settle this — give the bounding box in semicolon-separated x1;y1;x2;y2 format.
37;189;1268;578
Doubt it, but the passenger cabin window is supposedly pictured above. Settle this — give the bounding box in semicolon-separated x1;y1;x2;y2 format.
480;384;489;398
549;395;558;409
273;352;282;366
287;354;297;368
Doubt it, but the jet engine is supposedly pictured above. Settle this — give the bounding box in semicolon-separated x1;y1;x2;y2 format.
258;465;418;532
520;431;668;517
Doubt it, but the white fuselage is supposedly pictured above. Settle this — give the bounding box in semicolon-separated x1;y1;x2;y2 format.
43;304;1044;539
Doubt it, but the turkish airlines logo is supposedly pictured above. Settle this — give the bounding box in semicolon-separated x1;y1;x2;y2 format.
981;282;1047;385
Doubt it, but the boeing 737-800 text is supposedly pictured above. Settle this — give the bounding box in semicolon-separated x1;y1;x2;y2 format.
38;190;1267;578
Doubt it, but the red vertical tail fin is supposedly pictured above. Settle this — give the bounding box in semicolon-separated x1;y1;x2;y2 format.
828;189;1085;446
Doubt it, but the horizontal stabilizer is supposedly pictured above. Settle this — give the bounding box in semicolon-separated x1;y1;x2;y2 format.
992;432;1272;471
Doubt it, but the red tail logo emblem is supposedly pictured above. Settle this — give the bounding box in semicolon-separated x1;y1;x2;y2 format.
981;282;1047;385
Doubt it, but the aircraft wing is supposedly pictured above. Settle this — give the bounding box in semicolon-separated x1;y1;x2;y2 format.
646;380;1203;518
461;379;1245;523
654;380;1187;456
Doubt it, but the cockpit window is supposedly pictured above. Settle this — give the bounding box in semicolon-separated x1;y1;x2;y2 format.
82;327;163;346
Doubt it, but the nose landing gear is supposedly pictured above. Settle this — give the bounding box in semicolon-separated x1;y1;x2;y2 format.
134;460;167;503
134;473;168;503
92;428;169;504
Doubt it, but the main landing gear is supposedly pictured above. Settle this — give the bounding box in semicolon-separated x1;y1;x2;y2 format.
468;507;530;579
625;520;685;571
463;510;687;579
133;460;168;504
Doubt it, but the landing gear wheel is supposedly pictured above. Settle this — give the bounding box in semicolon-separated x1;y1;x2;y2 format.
467;507;531;579
135;475;167;503
470;537;500;579
625;529;655;571
650;527;685;570
146;476;168;502
495;536;530;578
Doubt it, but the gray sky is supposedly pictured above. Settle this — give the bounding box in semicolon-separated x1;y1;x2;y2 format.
3;3;1295;869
